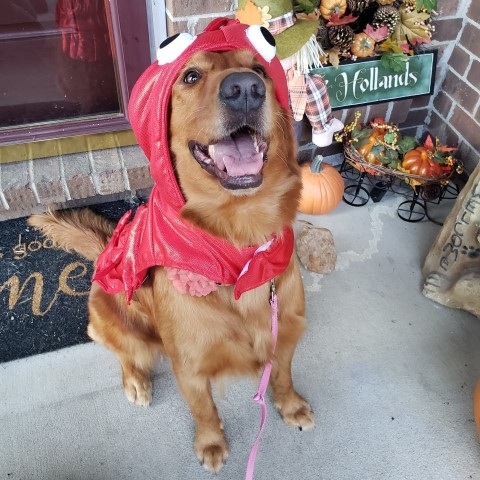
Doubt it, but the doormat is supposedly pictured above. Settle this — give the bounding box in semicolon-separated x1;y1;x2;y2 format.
0;199;141;363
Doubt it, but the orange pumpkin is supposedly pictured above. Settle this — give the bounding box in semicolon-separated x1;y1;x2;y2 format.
356;130;385;165
401;147;445;178
298;156;344;214
320;0;347;19
474;379;480;437
351;33;375;58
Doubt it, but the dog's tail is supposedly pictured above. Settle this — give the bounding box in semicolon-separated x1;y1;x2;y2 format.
28;208;115;261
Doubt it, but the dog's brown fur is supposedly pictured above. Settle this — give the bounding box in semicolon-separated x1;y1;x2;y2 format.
29;50;314;473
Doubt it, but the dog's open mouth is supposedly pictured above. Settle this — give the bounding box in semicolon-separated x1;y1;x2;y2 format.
189;128;268;190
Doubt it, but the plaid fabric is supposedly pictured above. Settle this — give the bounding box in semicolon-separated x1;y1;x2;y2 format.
268;11;295;35
287;70;332;133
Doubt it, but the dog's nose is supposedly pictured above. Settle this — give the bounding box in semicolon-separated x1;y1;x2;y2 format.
219;72;266;112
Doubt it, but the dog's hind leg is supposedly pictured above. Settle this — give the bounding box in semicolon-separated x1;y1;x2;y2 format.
171;363;228;474
87;284;158;407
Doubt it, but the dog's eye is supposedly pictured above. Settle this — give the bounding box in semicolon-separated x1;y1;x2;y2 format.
253;65;267;78
157;33;196;66
183;69;201;84
246;25;276;62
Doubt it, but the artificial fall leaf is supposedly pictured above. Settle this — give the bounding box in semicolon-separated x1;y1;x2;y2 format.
393;5;431;45
235;0;265;26
423;134;434;151
294;0;317;15
416;0;437;13
378;37;404;54
399;40;413;54
327;13;358;27
437;145;458;153
364;24;389;42
296;11;320;20
325;48;341;68
380;52;408;73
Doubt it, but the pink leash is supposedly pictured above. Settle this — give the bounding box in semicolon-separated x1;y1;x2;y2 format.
245;279;278;480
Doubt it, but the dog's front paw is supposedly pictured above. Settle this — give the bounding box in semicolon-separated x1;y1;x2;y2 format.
123;374;152;407
275;393;315;431
195;431;229;474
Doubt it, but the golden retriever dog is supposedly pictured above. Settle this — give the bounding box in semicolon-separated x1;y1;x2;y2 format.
29;20;314;474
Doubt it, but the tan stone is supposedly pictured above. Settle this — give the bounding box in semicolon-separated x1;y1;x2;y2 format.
423;163;480;317
296;224;336;274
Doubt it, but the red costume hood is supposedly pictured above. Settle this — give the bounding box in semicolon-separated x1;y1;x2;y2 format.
93;18;294;303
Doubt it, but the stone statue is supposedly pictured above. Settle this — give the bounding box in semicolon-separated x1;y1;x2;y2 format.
423;164;480;317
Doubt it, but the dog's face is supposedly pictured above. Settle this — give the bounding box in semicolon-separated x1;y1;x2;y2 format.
169;49;298;192
168;49;300;244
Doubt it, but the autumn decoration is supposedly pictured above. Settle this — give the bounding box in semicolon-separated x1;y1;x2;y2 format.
298;155;344;214
334;111;462;187
293;0;438;71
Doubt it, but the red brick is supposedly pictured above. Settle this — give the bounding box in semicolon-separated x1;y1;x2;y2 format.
127;166;155;191
437;0;461;16
460;22;480;59
467;60;480;89
410;95;430;109
3;185;37;211
467;1;480;23
449;105;479;148
67;175;96;200
442;70;479;114
401;108;429;128
389;99;413;124
35;181;66;204
433;18;463;42
433;91;453;118
449;46;471;76
367;103;389;121
96;171;125;196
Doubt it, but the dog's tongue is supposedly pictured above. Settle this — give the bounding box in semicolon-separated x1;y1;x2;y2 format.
208;133;263;177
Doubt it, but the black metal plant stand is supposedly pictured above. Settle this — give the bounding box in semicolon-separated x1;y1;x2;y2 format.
339;157;460;223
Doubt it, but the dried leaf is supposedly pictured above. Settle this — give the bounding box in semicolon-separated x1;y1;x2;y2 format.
364;24;389;42
393;5;432;45
235;0;265;26
327;13;358;27
325;48;341;68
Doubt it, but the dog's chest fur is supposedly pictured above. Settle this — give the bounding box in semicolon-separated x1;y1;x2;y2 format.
137;269;274;378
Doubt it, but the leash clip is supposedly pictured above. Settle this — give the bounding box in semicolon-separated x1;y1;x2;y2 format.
270;278;276;302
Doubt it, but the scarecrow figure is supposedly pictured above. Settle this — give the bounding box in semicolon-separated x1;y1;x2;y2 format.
236;0;344;147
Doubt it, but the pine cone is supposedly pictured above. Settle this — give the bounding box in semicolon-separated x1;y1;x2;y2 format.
372;5;401;35
347;0;376;15
328;25;355;51
317;17;332;49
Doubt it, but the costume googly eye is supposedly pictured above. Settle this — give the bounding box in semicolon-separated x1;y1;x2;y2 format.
157;33;196;65
245;25;276;62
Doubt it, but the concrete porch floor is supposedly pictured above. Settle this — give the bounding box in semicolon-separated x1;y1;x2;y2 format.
1;191;480;480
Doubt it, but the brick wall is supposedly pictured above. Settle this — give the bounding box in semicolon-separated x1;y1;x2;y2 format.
426;0;479;174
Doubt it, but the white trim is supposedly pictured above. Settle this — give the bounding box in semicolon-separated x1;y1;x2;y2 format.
146;0;168;62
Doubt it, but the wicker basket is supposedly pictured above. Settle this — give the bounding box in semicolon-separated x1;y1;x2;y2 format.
344;142;453;186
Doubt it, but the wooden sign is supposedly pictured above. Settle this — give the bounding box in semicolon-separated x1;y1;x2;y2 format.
310;52;437;110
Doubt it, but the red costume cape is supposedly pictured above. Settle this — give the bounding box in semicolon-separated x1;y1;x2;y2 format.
93;18;294;303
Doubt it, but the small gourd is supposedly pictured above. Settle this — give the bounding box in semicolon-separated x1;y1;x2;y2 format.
298;155;344;214
401;146;444;178
351;33;375;58
320;0;347;20
356;130;384;165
